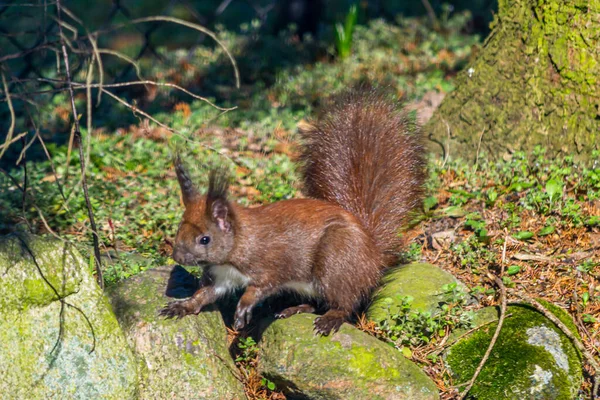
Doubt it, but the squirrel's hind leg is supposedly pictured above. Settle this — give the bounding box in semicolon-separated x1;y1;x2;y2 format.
275;304;316;319
312;222;381;336
314;309;348;335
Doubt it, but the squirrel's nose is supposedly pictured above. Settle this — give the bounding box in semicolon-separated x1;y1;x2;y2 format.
172;247;186;265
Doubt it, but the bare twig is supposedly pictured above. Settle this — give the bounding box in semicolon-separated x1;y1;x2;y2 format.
91;15;240;88
0;44;59;63
87;34;103;106
85;52;94;173
420;0;439;30
501;228;508;275
0;70;16;160
0;131;28;150
99;87;240;167
23;77;236;111
458;274;507;399
508;291;600;399
56;0;104;289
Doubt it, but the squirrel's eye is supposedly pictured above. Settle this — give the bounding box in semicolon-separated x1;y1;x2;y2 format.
198;236;211;245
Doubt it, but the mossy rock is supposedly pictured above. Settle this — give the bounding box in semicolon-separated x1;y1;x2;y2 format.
106;264;245;400
445;303;582;399
0;233;138;399
367;263;465;324
258;313;439;400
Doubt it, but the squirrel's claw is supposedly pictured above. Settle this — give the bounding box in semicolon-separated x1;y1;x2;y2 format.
313;315;343;336
233;305;253;331
158;300;196;319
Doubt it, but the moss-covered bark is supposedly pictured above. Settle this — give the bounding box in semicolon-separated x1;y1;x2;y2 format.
426;0;599;161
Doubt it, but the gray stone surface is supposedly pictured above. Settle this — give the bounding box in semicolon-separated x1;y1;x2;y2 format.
367;262;465;324
107;264;246;400
0;233;139;399
445;303;583;399
258;313;440;400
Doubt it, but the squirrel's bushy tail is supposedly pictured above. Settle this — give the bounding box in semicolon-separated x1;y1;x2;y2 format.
300;89;426;266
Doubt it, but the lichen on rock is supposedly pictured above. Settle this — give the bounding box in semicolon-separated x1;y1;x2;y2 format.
367;262;466;324
445;302;582;399
106;264;246;400
258;313;440;400
0;233;139;399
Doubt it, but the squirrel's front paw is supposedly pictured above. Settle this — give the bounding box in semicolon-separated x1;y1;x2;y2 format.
158;300;198;319
233;305;253;331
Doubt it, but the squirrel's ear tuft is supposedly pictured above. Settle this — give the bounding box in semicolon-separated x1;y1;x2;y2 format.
211;199;232;232
206;168;232;232
174;155;199;207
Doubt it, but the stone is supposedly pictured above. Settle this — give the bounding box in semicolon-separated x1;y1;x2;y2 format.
367;263;465;324
107;264;246;400
0;233;138;399
258;313;439;400
445;303;583;399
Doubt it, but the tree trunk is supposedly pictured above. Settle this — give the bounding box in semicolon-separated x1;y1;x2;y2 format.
426;0;599;162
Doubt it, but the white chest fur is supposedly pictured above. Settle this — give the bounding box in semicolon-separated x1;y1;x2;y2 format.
209;264;251;295
281;281;317;298
208;264;317;299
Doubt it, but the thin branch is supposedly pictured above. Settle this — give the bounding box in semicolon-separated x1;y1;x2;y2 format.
99;87;239;167
35;130;68;205
0;131;28;150
0;70;16;160
87;34;103;106
0;43;59;63
508;290;600;399
91;15;240;88
85;53;94;176
458;274;507;399
420;0;439;30
56;0;104;289
20;77;236;111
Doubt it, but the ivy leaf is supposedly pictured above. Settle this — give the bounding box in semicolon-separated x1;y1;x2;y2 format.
441;206;467;218
513;231;534;241
545;178;563;202
506;265;521;275
583;314;597;324
538;225;555;236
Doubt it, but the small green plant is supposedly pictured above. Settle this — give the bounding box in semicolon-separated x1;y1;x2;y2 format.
451;235;496;272
260;378;276;391
545;178;563;209
398;242;422;263
577;260;598;274
335;3;358;59
376;284;473;348
235;336;258;363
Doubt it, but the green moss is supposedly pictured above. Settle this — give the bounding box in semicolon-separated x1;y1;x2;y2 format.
259;314;439;399
107;265;245;399
0;235;82;311
445;304;582;399
367;263;464;323
0;234;138;399
427;0;600;161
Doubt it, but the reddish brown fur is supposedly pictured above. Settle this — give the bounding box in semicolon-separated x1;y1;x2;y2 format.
300;89;426;265
161;89;426;335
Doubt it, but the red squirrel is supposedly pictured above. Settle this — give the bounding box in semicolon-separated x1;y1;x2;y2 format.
159;89;426;335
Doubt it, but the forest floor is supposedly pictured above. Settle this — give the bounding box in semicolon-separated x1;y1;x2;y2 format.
1;11;598;400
